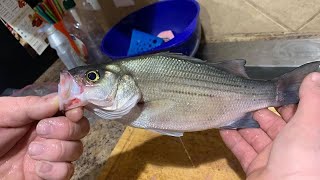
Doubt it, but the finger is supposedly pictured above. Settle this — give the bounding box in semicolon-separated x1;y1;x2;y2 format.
253;109;286;139
0;93;59;127
28;139;83;162
36;161;74;180
246;144;273;175
36;116;90;140
276;104;297;122
238;128;272;153
220;130;257;172
295;72;320;126
65;107;84;122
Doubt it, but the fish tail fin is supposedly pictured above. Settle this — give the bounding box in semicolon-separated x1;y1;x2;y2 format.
274;61;320;105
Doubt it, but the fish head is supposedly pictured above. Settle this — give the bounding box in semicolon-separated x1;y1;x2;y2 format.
58;65;121;111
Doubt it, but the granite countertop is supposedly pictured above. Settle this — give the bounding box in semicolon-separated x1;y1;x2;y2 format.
35;60;125;179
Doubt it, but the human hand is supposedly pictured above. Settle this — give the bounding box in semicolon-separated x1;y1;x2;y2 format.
0;93;90;180
220;72;320;180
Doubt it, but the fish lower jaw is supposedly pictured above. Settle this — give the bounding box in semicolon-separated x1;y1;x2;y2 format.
61;97;87;111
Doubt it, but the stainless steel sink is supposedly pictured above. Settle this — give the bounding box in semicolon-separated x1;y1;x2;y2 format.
245;66;294;80
195;39;320;80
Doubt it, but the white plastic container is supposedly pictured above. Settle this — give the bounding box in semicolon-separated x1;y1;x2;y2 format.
44;24;86;69
63;0;111;64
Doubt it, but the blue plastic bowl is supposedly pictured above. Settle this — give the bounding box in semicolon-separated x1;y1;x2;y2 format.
101;0;201;60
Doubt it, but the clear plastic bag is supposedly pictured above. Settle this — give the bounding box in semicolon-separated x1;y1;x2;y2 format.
11;83;58;97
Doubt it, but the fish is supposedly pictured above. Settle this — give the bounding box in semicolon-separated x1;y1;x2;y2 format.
58;52;320;137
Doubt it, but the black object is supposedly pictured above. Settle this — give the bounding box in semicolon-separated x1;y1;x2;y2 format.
25;0;43;8
0;20;57;94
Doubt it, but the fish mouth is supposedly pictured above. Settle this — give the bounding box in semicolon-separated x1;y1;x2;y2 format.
58;71;85;111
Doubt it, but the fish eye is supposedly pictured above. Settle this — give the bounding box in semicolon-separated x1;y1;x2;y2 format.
86;70;100;82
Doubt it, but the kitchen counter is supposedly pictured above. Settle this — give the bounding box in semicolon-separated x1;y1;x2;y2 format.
34;60;126;179
34;0;320;178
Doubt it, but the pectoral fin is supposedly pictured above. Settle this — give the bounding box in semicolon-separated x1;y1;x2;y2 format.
220;113;260;129
129;100;185;136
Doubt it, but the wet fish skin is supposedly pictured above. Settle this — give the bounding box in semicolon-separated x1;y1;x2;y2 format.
58;53;320;136
116;55;276;131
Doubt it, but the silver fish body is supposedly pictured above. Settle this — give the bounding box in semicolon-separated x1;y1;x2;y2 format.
59;53;320;136
117;55;276;132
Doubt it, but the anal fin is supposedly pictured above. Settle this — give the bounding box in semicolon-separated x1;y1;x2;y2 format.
151;129;184;137
220;113;260;129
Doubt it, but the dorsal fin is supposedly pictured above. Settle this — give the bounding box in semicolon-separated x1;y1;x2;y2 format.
144;52;249;78
208;59;249;78
152;52;207;63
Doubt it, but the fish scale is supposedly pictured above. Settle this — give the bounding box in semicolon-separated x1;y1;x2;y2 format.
121;57;275;98
117;55;277;131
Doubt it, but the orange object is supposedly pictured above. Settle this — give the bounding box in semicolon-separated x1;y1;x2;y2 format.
54;21;80;54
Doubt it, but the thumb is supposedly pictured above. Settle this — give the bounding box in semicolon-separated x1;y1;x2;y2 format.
265;72;320;174
294;72;320;125
0;93;59;127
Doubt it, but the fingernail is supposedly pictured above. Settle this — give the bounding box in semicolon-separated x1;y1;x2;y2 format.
37;121;51;135
311;72;320;85
37;162;52;173
44;94;59;107
52;95;59;107
28;143;45;156
254;110;264;117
